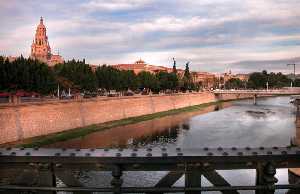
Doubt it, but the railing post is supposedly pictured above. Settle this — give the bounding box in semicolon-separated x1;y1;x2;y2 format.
256;162;278;194
111;165;123;194
185;164;201;194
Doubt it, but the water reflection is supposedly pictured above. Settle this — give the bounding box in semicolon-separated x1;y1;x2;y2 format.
45;96;298;194
47;103;222;148
47;97;296;149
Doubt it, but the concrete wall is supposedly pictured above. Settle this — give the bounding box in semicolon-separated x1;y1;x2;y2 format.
0;92;249;144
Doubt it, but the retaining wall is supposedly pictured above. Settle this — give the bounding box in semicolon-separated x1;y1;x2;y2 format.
0;92;250;144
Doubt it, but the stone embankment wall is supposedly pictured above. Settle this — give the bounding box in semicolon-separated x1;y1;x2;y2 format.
0;92;251;144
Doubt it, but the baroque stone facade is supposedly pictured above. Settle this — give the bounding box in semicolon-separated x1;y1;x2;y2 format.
30;17;64;66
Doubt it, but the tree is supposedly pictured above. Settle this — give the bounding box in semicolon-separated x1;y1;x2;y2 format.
54;59;97;92
181;62;192;91
137;71;159;92
247;70;291;89
225;78;244;89
0;56;56;94
184;62;190;79
156;71;177;91
172;58;177;74
95;65;121;91
119;70;138;91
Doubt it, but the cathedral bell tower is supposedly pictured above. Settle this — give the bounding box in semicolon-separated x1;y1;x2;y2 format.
31;17;52;62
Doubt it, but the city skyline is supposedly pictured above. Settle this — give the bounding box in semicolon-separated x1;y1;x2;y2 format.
1;0;300;73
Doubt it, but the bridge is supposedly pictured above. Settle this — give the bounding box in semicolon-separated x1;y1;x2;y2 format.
1;147;300;194
213;89;300;104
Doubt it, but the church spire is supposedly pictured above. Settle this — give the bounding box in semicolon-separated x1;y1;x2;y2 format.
40;16;43;24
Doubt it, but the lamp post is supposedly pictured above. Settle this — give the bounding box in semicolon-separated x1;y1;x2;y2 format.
218;74;221;89
287;63;296;88
57;84;60;99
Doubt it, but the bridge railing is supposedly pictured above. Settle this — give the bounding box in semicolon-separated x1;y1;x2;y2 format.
213;89;300;94
1;147;300;194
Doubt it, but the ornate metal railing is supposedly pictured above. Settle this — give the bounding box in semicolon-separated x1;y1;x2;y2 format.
1;146;300;194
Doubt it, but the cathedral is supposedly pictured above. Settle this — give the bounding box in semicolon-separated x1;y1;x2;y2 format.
30;17;64;66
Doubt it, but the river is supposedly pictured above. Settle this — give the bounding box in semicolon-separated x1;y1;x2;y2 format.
49;96;296;149
49;96;297;194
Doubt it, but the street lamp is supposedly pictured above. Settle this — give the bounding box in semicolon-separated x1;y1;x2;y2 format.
287;63;296;88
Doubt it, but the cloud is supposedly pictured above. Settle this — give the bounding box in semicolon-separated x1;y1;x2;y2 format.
1;0;300;73
229;57;300;74
81;0;153;12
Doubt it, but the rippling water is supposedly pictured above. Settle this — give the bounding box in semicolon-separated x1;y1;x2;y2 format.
49;96;298;194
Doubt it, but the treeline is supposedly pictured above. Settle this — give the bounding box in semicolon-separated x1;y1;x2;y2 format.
1;56;297;95
0;56;196;94
225;70;293;89
0;56;56;94
95;65;181;92
247;70;291;89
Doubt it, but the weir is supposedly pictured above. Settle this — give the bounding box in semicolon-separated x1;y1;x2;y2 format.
1;146;300;194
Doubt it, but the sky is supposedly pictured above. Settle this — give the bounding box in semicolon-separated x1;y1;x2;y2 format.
1;0;300;73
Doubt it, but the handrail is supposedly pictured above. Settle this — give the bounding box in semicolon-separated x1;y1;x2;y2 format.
1;147;300;194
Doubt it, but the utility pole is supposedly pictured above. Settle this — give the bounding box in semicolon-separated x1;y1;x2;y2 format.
287;63;296;88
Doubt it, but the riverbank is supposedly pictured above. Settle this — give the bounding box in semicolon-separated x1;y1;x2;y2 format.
10;100;227;147
0;92;257;145
11;95;282;148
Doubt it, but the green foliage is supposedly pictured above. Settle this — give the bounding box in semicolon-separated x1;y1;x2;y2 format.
119;70;138;91
184;62;190;79
95;65;121;91
172;58;177;74
247;70;291;89
95;65;138;91
294;79;300;87
2;56;294;95
225;78;245;89
54;59;97;92
156;71;178;91
0;56;56;94
180;62;193;91
137;71;159;91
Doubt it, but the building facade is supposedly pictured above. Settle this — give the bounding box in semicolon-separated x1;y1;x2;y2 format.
114;59;172;74
30;17;63;66
113;59;217;89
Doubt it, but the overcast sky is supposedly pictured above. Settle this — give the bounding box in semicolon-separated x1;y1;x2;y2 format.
1;0;300;73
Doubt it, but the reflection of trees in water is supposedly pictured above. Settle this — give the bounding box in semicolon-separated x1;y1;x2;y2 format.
91;120;191;149
182;122;190;130
128;124;184;148
214;104;222;111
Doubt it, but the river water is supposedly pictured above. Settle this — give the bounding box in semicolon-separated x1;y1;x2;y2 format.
49;96;297;194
